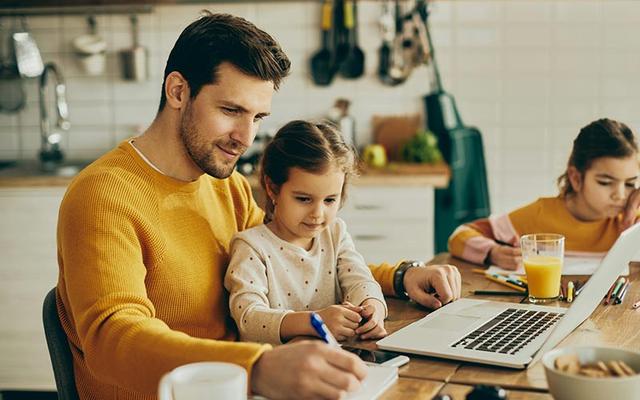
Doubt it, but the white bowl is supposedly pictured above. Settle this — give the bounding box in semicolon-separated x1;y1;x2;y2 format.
542;346;640;400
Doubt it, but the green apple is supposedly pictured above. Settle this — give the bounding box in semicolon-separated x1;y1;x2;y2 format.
363;144;387;168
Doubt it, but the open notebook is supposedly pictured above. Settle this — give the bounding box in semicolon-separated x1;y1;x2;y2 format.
487;255;634;276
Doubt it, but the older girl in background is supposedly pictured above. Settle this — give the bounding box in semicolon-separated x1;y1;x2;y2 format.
225;120;387;345
449;118;640;270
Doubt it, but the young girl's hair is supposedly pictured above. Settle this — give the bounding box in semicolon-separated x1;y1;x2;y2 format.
260;120;358;222
557;118;638;197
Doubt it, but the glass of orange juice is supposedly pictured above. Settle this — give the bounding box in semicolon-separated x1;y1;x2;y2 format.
520;233;564;303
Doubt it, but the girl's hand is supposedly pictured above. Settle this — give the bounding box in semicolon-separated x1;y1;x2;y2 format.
488;244;522;270
622;188;640;231
317;305;362;341
355;299;387;340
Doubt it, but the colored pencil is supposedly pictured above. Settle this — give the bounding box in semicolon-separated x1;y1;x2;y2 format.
484;274;527;292
633;299;640;309
605;277;624;305
614;281;630;305
567;281;574;303
607;277;626;305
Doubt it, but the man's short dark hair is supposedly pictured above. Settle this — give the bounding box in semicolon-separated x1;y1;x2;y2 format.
158;11;291;112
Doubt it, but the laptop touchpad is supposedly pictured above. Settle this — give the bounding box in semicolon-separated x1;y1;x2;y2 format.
420;314;481;331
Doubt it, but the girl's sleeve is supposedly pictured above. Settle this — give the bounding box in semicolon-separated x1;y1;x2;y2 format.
448;212;520;265
224;237;291;346
334;220;387;315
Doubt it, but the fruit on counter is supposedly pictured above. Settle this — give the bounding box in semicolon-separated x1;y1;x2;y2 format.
401;130;443;164
362;144;387;168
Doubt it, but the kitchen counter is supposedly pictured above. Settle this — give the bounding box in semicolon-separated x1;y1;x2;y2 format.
0;161;450;188
0;160;92;188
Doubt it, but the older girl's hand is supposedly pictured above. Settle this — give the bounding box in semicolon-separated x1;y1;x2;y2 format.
622;188;640;231
488;244;522;270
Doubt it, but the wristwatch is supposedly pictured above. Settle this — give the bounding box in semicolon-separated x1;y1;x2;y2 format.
393;260;425;299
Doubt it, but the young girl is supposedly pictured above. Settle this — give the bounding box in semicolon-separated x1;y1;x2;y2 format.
449;118;640;270
224;120;387;345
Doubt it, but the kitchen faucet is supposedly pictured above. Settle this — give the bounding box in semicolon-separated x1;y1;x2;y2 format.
39;62;70;171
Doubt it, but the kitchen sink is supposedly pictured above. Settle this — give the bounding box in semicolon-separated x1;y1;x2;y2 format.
0;159;93;178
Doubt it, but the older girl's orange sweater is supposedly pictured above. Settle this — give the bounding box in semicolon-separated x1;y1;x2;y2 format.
448;196;624;265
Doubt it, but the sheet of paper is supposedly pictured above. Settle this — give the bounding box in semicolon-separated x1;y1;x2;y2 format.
249;364;398;400
346;364;398;400
487;256;630;276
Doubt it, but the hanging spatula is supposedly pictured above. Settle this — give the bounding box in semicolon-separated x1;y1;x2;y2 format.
310;0;336;86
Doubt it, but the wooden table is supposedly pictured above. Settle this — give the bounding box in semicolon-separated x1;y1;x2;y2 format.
370;253;640;400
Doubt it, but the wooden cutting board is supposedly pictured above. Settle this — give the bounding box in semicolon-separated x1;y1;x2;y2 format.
372;114;422;161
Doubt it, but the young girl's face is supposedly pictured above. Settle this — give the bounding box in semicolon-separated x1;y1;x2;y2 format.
269;166;345;248
573;155;639;219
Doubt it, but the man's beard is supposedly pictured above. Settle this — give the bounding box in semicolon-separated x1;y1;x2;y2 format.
179;103;245;179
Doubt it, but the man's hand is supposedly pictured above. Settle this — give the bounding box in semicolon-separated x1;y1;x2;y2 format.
251;341;367;400
355;299;387;340
403;264;461;309
317;305;362;341
488;245;522;270
622;188;640;231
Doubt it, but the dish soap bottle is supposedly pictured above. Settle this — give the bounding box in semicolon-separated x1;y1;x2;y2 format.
328;98;356;149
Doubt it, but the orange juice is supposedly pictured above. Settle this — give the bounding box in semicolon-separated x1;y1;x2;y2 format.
524;255;563;299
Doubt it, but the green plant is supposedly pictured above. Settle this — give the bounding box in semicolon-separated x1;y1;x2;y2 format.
401;130;443;163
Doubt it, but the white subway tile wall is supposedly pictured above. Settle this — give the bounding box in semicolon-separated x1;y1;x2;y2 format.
0;0;639;214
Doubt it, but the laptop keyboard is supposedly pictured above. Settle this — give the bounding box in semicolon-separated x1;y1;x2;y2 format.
451;308;562;355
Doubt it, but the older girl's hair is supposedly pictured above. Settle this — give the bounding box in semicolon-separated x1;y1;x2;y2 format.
557;118;638;197
259;120;359;222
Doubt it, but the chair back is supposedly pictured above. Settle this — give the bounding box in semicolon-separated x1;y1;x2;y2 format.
42;287;80;400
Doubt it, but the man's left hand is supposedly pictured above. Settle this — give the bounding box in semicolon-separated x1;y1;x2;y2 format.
403;264;461;309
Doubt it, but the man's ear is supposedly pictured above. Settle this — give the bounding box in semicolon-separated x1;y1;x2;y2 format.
567;166;583;192
164;71;189;110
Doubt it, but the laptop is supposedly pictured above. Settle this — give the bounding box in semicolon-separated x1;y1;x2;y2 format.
377;223;640;369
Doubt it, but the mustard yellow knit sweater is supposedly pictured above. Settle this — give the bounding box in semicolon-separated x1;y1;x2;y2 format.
56;141;398;399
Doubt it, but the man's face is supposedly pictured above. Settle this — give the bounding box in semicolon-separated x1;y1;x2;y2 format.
576;156;639;219
180;62;274;179
270;166;345;249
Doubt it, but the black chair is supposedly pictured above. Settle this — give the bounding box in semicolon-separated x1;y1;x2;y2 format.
42;288;80;400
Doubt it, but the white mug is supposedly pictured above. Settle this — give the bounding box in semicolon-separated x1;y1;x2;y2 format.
158;362;247;400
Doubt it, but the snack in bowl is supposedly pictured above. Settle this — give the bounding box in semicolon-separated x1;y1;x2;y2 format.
542;346;640;400
554;353;637;377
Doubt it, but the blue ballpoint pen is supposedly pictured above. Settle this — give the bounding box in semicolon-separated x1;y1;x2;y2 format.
310;312;340;347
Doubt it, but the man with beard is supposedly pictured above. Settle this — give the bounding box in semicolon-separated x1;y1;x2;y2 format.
56;12;461;400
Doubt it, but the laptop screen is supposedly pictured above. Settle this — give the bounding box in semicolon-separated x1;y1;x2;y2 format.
529;223;640;366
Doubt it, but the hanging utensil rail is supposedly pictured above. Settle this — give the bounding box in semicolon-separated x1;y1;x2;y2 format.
0;5;153;17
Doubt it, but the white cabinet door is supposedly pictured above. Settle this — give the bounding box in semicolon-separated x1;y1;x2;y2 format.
0;187;64;390
340;185;434;265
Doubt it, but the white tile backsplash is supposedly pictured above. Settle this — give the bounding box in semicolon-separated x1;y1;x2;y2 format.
504;1;552;23
554;1;602;23
1;0;638;217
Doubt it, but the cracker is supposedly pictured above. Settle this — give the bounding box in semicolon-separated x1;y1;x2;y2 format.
596;361;611;376
619;361;636;376
555;354;580;374
579;367;607;378
608;360;628;377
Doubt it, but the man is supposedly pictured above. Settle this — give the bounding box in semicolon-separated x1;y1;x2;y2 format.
56;12;461;400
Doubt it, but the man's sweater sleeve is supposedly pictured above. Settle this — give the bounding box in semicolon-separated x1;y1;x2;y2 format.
58;175;270;395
